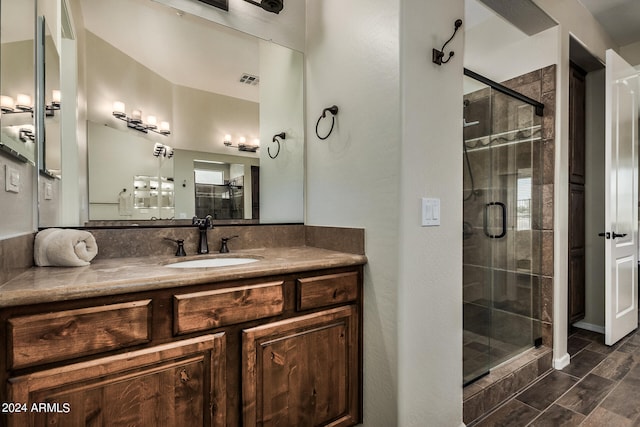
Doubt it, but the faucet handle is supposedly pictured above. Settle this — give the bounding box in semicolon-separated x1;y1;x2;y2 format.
164;237;187;257
219;235;239;253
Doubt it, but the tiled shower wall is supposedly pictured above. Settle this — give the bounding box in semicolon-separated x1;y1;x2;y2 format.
463;65;556;425
502;65;556;348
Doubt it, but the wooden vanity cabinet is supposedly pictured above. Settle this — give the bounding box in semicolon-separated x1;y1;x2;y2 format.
0;265;363;427
243;305;359;427
8;334;226;427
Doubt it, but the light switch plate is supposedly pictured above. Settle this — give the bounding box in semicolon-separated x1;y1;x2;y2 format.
5;165;19;193
44;182;53;200
421;197;440;226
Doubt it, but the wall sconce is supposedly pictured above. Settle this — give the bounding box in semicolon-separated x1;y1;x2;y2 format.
223;134;260;152
112;101;171;136
45;90;61;116
0;94;33;114
153;142;174;158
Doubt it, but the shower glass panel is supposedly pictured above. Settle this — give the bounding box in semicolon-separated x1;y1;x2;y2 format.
463;73;542;386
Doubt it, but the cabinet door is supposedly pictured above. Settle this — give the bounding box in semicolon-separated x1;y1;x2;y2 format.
8;334;226;427
242;306;359;427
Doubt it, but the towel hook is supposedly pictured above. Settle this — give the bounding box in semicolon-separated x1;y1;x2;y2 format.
315;105;338;140
268;132;286;159
432;19;462;65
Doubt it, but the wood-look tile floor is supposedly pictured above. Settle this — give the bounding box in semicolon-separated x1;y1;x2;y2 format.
471;327;640;426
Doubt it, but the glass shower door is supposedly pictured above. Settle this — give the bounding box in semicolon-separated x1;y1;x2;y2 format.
463;72;543;386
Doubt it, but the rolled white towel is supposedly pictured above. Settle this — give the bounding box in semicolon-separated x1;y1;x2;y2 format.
34;228;98;267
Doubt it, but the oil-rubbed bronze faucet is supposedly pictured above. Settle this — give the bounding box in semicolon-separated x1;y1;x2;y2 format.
192;215;213;254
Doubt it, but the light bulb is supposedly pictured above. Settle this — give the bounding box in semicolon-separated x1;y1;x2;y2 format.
52;90;61;104
16;94;32;110
113;101;126;118
0;95;15;112
131;109;142;123
159;121;171;134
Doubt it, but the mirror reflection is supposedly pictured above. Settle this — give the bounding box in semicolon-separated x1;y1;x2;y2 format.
0;0;35;164
78;0;304;225
44;22;61;177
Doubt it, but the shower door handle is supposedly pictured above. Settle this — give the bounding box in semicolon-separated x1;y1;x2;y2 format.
483;202;506;239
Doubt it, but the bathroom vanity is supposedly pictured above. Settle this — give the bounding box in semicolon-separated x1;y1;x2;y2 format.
0;247;365;426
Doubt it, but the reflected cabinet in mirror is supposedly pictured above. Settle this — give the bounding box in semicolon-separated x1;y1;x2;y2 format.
37;0;304;227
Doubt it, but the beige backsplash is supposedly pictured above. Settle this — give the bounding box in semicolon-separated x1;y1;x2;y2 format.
0;225;364;285
0;233;34;285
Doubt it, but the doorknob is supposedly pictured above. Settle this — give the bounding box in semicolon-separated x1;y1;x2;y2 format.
598;232;628;239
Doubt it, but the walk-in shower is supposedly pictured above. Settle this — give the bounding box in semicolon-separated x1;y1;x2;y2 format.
462;69;544;386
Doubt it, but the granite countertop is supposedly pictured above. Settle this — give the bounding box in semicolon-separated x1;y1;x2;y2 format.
0;246;367;308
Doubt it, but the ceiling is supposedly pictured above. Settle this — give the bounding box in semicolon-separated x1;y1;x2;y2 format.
81;0;260;102
577;0;640;47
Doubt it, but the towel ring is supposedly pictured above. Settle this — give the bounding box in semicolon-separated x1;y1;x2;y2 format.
269;132;286;159
315;105;339;140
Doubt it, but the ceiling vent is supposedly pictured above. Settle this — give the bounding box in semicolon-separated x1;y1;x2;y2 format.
196;0;229;12
239;73;260;86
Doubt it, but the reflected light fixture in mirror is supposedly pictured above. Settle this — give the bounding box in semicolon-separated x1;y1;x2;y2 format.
46;90;61;116
0;94;33;113
223;134;260;152
112;101;171;136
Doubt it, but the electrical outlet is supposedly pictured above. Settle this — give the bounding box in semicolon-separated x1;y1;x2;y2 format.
5;165;19;193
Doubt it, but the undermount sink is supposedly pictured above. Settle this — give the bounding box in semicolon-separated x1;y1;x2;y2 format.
166;257;259;269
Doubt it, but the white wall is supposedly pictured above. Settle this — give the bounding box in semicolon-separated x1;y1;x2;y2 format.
259;40;304;223
305;0;401;424
305;0;463;425
399;0;464;424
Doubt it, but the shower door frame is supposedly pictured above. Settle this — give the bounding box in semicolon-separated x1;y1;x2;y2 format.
462;68;545;386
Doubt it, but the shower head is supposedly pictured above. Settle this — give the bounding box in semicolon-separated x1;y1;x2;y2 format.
244;0;283;14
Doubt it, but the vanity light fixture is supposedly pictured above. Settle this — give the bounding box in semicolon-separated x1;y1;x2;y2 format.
0;94;33;114
45;90;61;116
223;134;260;152
112;101;171;136
0;91;61;116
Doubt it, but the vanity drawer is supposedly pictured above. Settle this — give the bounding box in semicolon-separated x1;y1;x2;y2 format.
173;281;285;335
296;271;359;311
8;300;152;369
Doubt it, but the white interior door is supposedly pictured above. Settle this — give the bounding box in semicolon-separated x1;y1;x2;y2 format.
604;49;639;346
